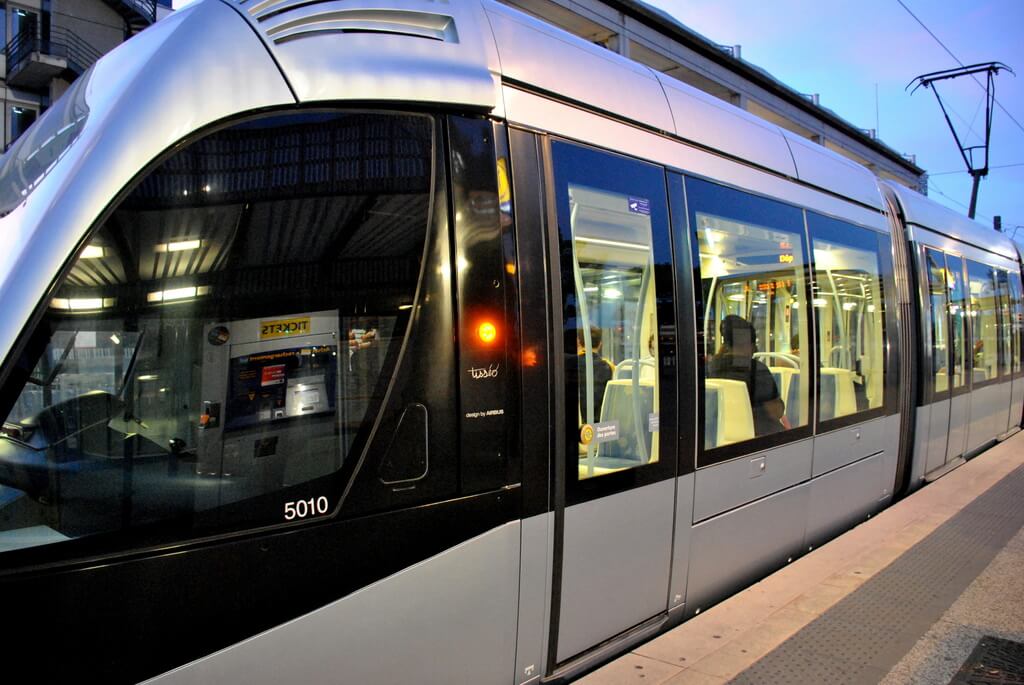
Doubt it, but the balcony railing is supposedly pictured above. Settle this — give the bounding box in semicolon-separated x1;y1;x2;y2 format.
5;28;103;84
127;0;158;22
104;0;157;29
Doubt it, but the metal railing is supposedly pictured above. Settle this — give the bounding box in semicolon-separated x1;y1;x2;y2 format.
4;27;103;78
111;0;157;24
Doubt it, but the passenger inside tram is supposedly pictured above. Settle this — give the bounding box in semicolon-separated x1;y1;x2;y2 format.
707;315;785;436
577;325;615;420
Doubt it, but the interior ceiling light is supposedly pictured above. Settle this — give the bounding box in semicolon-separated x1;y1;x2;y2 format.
155;239;202;253
50;297;115;311
147;285;210;303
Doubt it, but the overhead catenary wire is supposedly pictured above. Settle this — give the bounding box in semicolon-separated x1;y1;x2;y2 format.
929;162;1024;176
896;0;1024;138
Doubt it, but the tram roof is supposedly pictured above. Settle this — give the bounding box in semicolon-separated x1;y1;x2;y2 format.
234;0;886;211
883;182;1018;261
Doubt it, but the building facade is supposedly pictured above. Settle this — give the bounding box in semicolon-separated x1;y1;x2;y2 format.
1;0;168;150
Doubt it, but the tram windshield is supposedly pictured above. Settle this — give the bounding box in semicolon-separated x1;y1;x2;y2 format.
0;66;92;217
0;111;433;554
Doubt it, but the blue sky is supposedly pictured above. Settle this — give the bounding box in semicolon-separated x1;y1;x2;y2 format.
172;0;1023;233
647;0;1024;234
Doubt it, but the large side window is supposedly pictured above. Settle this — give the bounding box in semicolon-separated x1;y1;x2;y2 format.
947;254;969;392
552;141;675;487
687;178;811;463
808;214;886;428
0;111;436;556
923;248;950;399
967;260;1000;383
996;269;1013;378
1010;270;1024;376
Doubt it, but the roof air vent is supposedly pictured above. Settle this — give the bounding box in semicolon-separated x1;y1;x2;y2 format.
238;1;458;45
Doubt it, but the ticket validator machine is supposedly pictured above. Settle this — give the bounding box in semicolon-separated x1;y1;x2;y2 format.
196;310;343;509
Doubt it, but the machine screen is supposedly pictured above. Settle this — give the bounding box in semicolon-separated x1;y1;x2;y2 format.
224;344;338;431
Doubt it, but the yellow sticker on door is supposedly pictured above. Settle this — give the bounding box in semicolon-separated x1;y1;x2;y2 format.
260;317;310;340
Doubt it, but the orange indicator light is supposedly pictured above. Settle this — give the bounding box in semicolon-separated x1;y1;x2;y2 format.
477;321;498;344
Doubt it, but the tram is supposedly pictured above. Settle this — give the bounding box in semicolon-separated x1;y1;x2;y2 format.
0;1;1020;683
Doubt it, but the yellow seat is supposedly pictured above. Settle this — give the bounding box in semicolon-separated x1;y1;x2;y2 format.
705;377;754;445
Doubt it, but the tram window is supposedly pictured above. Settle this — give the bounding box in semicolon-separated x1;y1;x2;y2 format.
552;142;674;482
1010;271;1024;375
967;260;999;382
687;178;810;458
923;248;950;397
808;214;886;425
996;270;1013;378
947;255;968;390
0;111;434;555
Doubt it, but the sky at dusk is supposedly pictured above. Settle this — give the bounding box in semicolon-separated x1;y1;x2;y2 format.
645;0;1024;233
172;0;1023;233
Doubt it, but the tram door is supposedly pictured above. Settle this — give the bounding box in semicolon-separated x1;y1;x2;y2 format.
921;249;970;468
921;249;956;471
548;141;679;665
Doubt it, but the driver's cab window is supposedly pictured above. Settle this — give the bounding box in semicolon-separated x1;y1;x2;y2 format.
0;111;434;555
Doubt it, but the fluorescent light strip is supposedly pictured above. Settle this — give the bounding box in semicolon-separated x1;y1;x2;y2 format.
155;239;202;253
80;245;105;259
147;286;211;303
51;297;115;311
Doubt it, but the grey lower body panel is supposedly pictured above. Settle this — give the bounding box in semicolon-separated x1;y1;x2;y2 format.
557;479;674;663
1009;377;1024;433
668;473;695;612
947;393;970;461
685;481;809;616
144;522;522;685
693;439;812;522
516;513;553;685
967;382;1012;454
805;451;884;549
924;399;951;476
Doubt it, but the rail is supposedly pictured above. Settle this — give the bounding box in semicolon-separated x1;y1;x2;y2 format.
4;27;103;78
115;0;157;24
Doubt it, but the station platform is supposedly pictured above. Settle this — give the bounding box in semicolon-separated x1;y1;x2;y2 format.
578;432;1024;685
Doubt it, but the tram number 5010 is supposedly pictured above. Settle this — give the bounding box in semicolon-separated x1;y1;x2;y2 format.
284;496;330;521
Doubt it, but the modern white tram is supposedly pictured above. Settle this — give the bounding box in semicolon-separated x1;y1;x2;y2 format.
0;1;1021;683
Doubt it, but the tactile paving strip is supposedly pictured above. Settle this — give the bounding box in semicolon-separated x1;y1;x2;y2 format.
949;636;1024;685
729;465;1024;685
